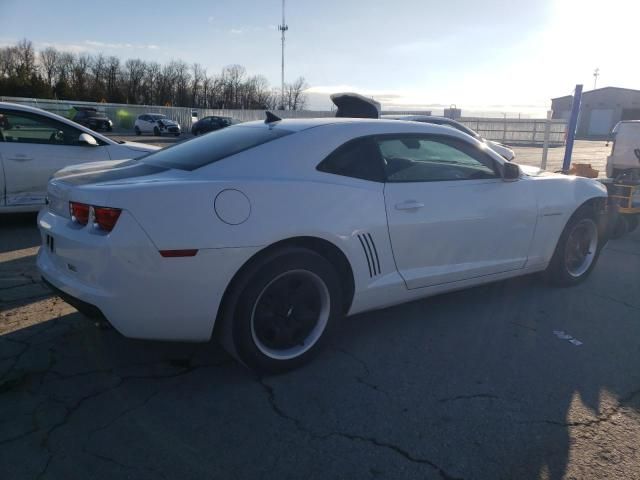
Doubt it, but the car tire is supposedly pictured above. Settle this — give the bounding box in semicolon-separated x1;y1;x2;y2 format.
174;132;180;137
154;126;161;136
220;247;343;374
544;208;602;286
134;126;141;136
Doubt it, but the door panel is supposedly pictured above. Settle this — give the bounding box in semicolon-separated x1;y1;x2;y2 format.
385;179;537;288
2;142;109;206
0;108;109;207
377;134;537;289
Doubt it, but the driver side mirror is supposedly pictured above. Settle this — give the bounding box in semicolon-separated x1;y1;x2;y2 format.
502;162;520;181
78;133;98;146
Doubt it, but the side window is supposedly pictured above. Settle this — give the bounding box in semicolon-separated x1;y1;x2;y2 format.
317;137;385;182
0;110;86;146
377;135;499;183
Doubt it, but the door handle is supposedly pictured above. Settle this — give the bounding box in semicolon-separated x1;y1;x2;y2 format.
11;154;33;162
395;200;425;211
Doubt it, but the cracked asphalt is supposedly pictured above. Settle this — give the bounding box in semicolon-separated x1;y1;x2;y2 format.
1;213;639;480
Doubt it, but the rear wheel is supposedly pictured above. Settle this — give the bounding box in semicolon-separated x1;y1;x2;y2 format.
154;126;161;136
545;210;601;286
220;247;342;374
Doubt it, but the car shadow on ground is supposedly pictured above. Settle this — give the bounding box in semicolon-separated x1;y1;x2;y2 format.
0;213;40;253
1;233;639;480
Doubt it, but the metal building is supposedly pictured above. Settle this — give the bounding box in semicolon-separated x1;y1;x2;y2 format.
551;86;640;139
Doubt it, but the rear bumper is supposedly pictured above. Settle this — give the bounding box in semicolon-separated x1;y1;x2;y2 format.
37;208;259;342
41;277;105;319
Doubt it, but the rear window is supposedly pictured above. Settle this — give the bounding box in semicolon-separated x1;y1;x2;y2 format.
140;125;294;171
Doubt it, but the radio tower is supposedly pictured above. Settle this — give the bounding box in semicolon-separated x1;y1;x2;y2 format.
278;0;288;110
593;68;600;89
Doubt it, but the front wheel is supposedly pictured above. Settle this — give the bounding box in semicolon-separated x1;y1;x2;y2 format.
153;126;161;136
134;126;141;136
220;247;342;374
545;211;601;286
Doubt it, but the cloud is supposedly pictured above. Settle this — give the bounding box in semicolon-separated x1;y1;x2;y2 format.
84;40;159;50
207;16;215;24
37;41;92;54
229;29;243;34
385;39;441;55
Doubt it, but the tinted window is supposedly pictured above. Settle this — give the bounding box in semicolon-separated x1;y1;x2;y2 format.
378;135;498;182
141;125;293;171
317;137;385;182
0;109;101;146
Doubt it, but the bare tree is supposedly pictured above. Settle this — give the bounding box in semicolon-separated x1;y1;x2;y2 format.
71;54;92;99
124;58;146;103
39;47;59;88
15;39;36;81
173;60;191;106
0;38;310;110
104;56;121;102
142;61;161;105
0;47;18;78
191;63;205;107
285;76;308;111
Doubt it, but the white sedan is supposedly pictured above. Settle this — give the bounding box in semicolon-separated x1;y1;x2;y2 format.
0;102;159;212
37;116;610;372
134;114;181;136
383;114;516;161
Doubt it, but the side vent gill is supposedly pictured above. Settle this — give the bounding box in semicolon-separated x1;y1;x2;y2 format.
357;233;381;278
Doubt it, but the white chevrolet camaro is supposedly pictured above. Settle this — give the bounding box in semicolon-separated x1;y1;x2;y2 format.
38;116;610;372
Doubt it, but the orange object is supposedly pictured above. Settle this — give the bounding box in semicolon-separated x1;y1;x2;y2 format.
568;163;599;178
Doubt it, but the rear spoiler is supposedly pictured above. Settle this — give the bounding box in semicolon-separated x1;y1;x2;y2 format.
331;92;381;119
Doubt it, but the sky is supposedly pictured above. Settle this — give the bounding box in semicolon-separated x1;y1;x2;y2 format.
1;0;638;115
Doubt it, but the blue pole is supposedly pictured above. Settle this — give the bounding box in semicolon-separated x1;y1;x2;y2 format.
562;84;583;173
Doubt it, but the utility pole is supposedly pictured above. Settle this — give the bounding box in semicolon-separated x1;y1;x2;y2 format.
562;84;583;173
278;0;288;110
593;68;600;89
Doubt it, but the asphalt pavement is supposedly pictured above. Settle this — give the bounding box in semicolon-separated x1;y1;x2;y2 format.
1;211;639;479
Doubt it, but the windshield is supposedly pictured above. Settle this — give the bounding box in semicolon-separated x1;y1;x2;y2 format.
150;114;167;120
140;125;293;170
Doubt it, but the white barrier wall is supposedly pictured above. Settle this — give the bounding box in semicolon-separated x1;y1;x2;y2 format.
1;96;566;145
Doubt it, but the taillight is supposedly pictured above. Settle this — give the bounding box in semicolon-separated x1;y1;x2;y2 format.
94;207;122;232
69;202;90;225
68;202;122;232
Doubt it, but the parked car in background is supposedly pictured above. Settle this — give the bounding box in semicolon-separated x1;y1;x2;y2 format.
0;102;159;212
134;114;181;136
72;106;113;131
383;115;516;161
38;115;609;373
191;116;238;135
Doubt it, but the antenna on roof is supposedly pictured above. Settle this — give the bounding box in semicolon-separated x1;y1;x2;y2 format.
265;111;282;124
